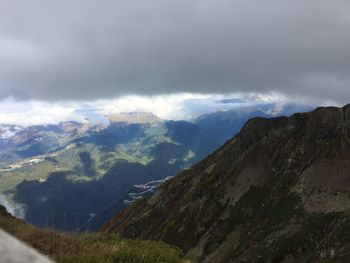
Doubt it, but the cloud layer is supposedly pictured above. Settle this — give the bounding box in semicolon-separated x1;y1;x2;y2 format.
0;93;306;126
0;0;350;102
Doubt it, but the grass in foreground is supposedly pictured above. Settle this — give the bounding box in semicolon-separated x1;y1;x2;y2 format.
0;206;185;263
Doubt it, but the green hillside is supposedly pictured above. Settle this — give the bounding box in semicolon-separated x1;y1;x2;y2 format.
0;205;186;263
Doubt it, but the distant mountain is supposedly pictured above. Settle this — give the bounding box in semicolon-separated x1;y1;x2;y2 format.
104;105;350;262
0;103;314;232
0;121;103;167
0;124;24;139
195;102;313;146
107;112;162;124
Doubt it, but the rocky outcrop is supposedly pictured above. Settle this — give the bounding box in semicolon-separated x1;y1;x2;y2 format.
0;228;53;263
103;105;350;262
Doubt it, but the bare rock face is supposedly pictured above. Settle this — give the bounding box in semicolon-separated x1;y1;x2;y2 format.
0;229;53;263
104;105;350;262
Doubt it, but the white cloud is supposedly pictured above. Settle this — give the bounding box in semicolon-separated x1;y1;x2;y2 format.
0;93;328;126
0;98;75;126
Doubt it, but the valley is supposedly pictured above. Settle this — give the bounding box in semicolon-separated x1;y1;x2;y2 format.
1;2;347;262
105;104;350;262
0;103;311;232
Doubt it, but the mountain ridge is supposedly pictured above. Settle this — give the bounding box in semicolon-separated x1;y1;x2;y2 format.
0;103;314;232
103;104;350;262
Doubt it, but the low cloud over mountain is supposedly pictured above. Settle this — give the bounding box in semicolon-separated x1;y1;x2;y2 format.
0;93;318;126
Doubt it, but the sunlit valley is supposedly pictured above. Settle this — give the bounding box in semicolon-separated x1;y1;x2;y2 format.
0;102;313;233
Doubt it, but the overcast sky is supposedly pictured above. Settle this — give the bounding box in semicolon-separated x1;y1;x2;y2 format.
0;0;349;103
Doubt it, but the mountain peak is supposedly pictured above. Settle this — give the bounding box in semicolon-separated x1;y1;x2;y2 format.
106;112;162;124
103;104;350;262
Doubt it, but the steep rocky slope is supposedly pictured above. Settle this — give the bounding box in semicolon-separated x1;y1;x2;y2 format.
104;105;350;262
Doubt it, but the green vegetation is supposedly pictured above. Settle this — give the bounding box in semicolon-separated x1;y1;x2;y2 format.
1;108;286;233
0;119;225;232
0;206;186;263
0;159;56;193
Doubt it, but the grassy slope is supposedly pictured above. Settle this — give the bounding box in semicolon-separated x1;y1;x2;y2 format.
0;206;186;263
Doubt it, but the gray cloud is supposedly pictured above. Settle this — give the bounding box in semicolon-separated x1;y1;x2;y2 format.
0;0;350;102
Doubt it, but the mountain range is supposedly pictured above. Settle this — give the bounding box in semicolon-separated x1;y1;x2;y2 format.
104;104;350;262
0;102;313;232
